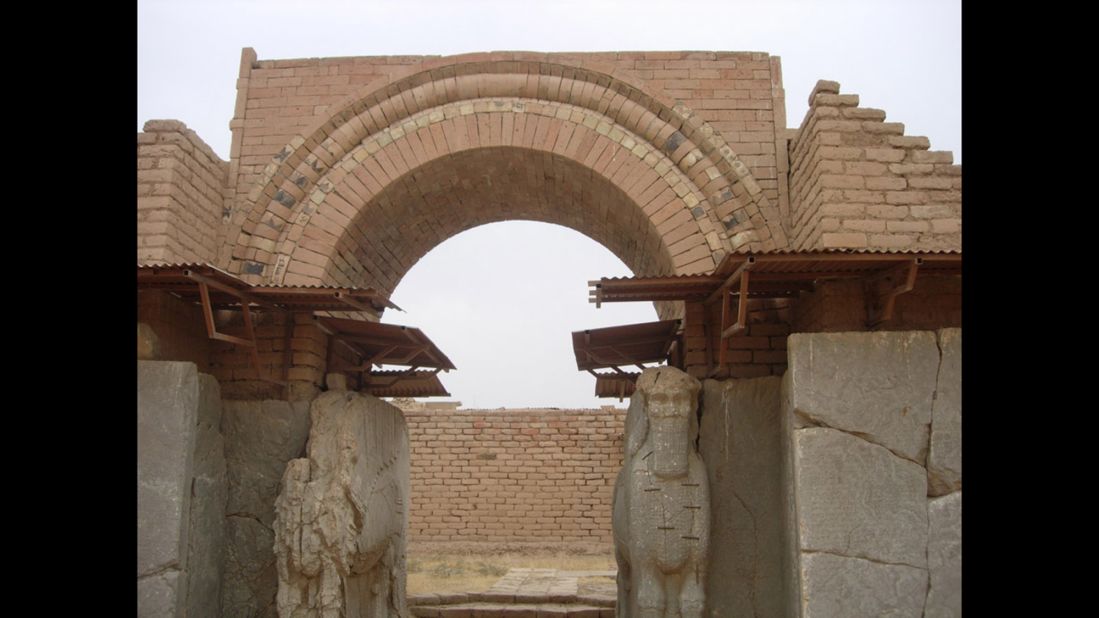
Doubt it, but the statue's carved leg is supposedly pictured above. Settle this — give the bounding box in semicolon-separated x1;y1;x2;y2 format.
615;546;630;618
679;569;705;618
663;571;684;618
636;563;666;618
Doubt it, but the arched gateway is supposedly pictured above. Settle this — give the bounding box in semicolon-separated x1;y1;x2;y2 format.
227;53;786;299
138;50;961;618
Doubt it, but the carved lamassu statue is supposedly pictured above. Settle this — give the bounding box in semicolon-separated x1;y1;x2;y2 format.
273;382;410;617
613;367;709;617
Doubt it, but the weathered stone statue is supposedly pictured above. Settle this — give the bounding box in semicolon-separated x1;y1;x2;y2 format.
273;378;410;617
613;366;709;618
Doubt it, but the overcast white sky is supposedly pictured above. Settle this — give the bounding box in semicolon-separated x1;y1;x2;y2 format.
138;0;960;409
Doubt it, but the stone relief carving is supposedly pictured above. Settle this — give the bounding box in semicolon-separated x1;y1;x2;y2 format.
273;379;409;617
613;366;710;617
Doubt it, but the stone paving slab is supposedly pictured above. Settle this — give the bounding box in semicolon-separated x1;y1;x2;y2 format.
409;568;617;617
410;603;613;618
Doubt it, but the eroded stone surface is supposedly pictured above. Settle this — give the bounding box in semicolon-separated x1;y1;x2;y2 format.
793;428;928;567
929;328;962;495
800;553;927;618
786;331;939;462
138;361;198;578
274;390;410;617
221;399;311;618
222;516;278;618
137;322;159;360
613;367;708;617
699;377;786;618
926;491;962;617
185;374;227;618
138;570;181;618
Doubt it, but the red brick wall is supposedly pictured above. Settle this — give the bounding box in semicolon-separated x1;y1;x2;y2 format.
684;299;792;380
137;290;212;372
405;407;626;545
790;275;962;333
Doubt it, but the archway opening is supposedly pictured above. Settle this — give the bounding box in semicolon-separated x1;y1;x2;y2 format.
380;222;657;596
381;221;658;409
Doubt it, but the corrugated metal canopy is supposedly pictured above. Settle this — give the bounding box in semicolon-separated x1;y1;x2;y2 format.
137;263;399;312
593;371;640;400
590;250;961;305
571;319;681;371
315;316;457;371
366;370;450;398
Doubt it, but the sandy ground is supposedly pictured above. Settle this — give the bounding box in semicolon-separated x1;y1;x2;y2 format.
406;545;617;595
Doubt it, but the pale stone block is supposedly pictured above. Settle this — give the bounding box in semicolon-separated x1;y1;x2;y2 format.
786;331;938;462
929;328;962;495
801;553;928;618
793;428;928;567
137;361;198;578
926;492;962;617
221;399;311;618
700;377;787;618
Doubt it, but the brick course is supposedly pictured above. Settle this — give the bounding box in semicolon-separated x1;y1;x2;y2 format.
137;120;230;264
404;407;626;545
787;81;961;251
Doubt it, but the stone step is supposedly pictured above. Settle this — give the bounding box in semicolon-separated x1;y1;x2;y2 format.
410;603;614;618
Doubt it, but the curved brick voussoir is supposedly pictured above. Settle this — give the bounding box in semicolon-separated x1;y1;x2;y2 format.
230;56;788;280
254;97;738;289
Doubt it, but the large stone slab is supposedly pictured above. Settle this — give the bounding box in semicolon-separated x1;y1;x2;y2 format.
786;331;939;463
185;374;227;618
926;491;962;617
800;552;928;618
929;328;962;495
700;377;787;618
138;361;198;579
793;428;928;567
220;399;311;618
222;516;278;618
137;570;181;618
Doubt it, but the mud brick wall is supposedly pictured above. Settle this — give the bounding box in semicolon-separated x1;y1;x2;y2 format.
138;120;230;264
230;50;784;228
787;80;961;251
404;407;627;545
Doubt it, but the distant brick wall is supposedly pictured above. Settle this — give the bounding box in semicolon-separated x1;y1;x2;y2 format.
405;407;626;545
787;80;961;251
137;120;230;264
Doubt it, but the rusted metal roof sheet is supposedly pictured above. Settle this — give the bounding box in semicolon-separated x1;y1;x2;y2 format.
571;319;680;371
593;372;640;399
713;250;963;277
590;251;961;304
366;370;450;398
315;316;457;371
137;263;399;312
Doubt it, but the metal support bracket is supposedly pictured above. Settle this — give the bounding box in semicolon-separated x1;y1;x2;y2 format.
866;258;921;327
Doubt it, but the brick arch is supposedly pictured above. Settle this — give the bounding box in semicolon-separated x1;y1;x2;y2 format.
267;98;718;289
230;54;787;285
316;147;679;295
